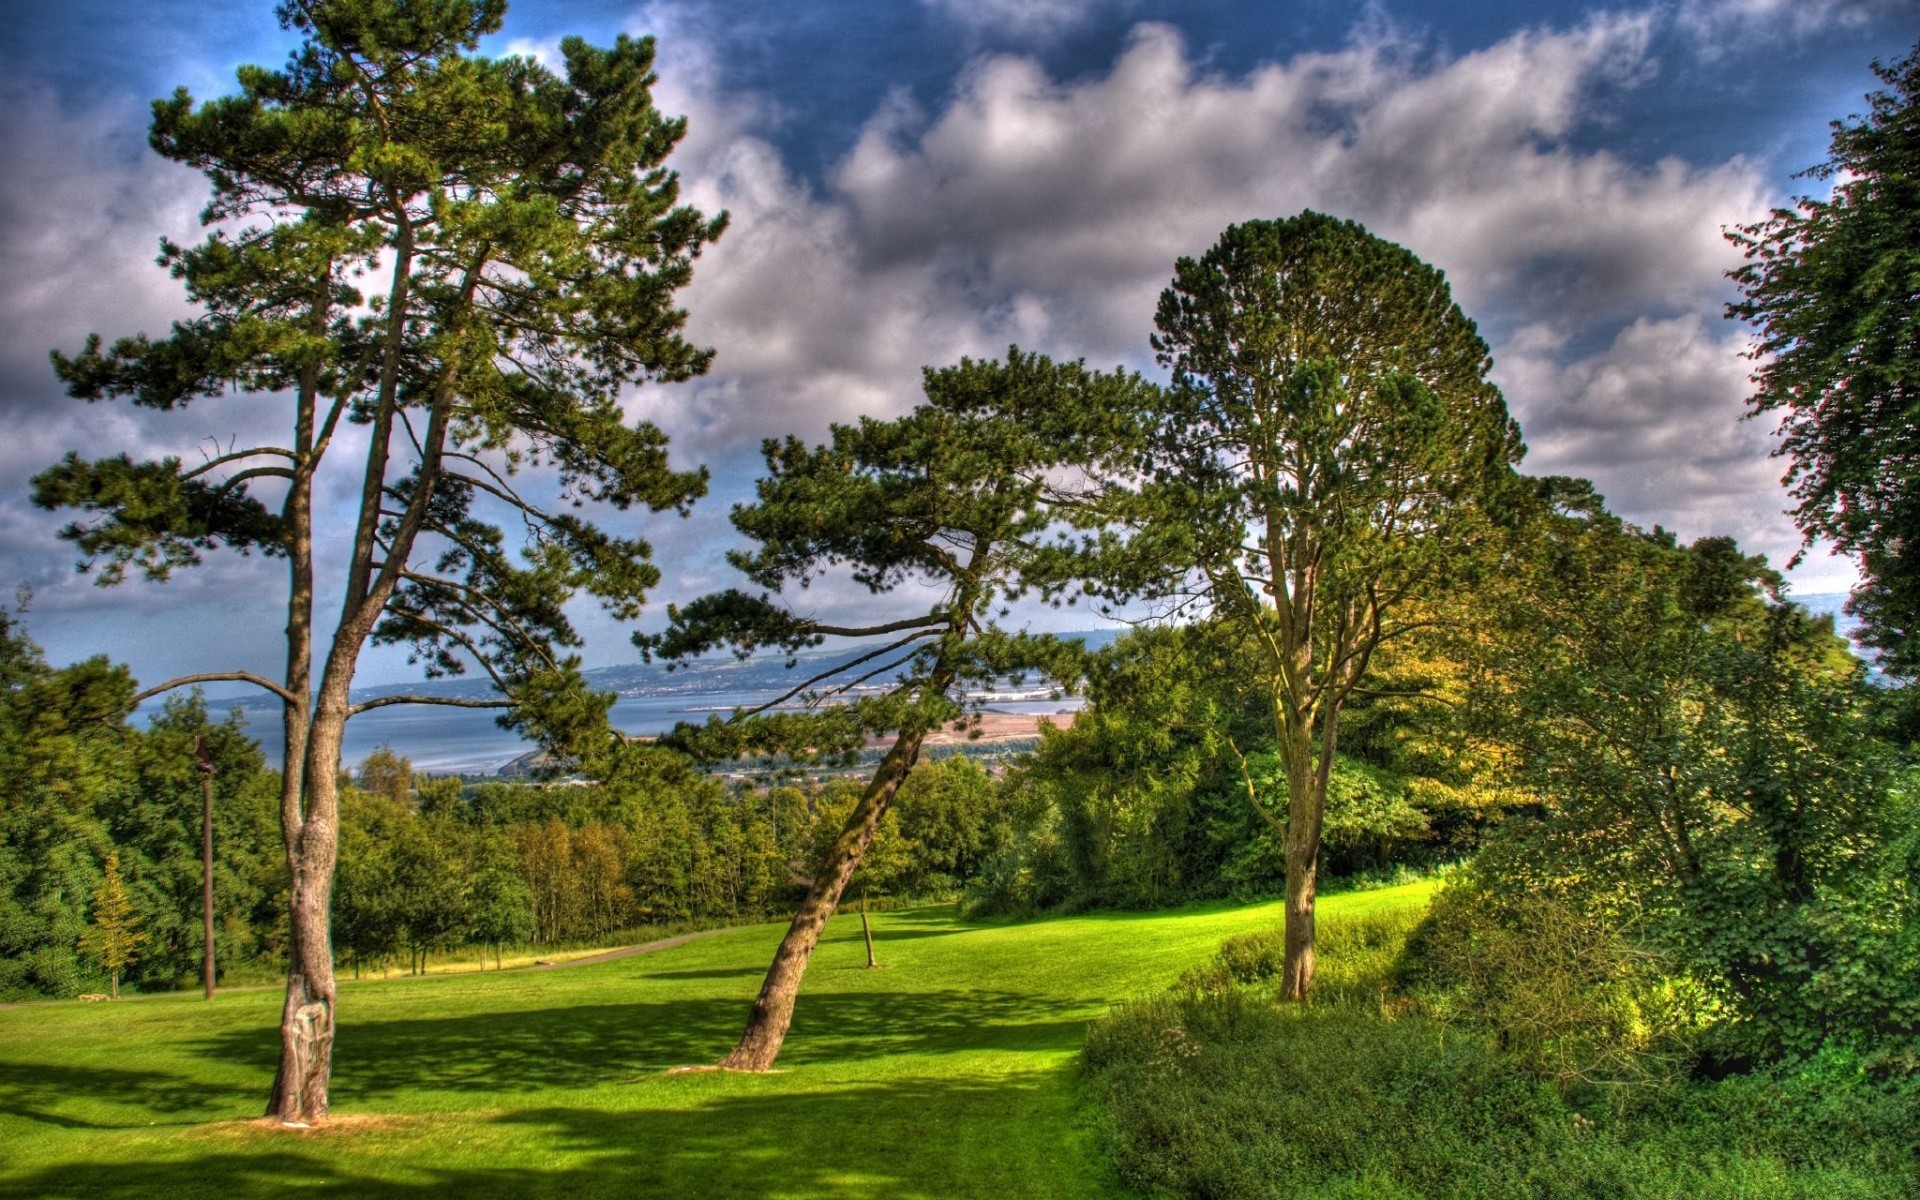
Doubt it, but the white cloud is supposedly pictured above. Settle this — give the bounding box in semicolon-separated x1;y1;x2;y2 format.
1;5;1864;680
1675;0;1901;47
627;10;1838;595
919;0;1127;42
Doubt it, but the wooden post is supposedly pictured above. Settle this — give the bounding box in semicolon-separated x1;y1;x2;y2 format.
196;735;216;1001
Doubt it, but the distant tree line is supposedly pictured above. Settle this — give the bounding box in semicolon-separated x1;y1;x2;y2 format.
0;607;1039;999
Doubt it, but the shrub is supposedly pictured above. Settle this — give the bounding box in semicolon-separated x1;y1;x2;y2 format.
1084;902;1915;1199
1395;872;1703;1090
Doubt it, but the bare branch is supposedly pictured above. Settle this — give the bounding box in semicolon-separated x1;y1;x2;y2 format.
348;693;515;716
180;446;298;482
131;671;300;708
736;627;943;719
805;611;949;638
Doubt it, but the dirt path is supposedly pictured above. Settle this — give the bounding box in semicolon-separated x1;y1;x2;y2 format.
0;926;749;1008
532;925;741;969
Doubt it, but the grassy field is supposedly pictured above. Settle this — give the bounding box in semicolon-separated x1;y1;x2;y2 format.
0;882;1433;1199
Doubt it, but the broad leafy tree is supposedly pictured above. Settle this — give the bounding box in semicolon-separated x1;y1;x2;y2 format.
1727;41;1920;674
33;0;721;1121
1467;491;1916;1062
1127;212;1521;999
647;349;1149;1070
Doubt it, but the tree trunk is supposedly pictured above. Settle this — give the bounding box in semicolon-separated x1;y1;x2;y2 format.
198;736;216;1001
719;731;923;1071
861;894;877;969
109;968;119;1000
1278;714;1323;1002
266;705;344;1125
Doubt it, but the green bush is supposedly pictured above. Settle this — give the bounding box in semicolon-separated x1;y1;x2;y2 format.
1395;872;1703;1089
1178;906;1425;1008
1083;904;1916;1199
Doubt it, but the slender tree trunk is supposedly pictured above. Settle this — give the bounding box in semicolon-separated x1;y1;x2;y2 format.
266;702;346;1124
109;968;119;1000
719;731;924;1071
198;735;217;1000
1278;712;1322;1002
861;893;877;969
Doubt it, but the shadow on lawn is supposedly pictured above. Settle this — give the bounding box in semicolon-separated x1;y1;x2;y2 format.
0;1060;254;1130
181;987;1089;1102
1;1072;1081;1199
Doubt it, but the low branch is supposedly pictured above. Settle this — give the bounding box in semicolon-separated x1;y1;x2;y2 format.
737;627;943;719
130;672;300;708
805;611;949;638
348;694;516;716
1220;732;1287;836
180;446;298;482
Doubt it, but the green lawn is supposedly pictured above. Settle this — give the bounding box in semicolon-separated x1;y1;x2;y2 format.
0;883;1434;1199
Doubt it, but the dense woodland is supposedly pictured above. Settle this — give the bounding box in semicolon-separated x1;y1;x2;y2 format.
4;0;1916;1189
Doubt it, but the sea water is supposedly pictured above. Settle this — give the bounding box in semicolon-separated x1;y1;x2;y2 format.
168;690;1078;776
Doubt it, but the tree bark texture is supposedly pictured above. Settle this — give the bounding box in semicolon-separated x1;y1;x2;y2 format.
1277;701;1329;1002
719;732;923;1071
265;703;346;1123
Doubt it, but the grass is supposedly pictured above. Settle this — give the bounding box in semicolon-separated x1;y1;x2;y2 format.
0;881;1435;1199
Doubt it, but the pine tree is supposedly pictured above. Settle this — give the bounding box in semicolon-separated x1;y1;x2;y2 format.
33;0;721;1121
647;348;1149;1069
1127;212;1521;999
80;852;147;1000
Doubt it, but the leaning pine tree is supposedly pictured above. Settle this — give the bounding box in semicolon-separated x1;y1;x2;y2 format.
645;349;1149;1071
33;0;722;1123
1113;212;1522;1000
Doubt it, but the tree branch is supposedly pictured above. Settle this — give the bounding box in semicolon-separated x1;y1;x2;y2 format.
180;446;298;482
348;693;516;716
130;671;299;708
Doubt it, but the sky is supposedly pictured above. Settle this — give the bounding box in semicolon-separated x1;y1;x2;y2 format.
0;0;1913;691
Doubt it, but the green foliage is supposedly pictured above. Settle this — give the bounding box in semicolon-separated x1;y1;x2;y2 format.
1396;872;1700;1089
78;851;147;997
967;622;1496;916
1727;41;1920;672
0;612;284;999
1085;899;1916;1199
1469;501;1920;1065
1179;905;1426;1006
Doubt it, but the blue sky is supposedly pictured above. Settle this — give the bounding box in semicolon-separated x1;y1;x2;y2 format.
1;0;1913;690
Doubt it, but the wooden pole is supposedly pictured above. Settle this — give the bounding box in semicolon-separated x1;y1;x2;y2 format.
196;735;216;1001
861;891;877;969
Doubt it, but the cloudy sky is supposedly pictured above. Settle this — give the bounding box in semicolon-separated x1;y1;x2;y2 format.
0;0;1913;690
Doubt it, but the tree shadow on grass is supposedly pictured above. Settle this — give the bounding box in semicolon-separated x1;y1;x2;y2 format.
2;1072;1097;1200
0;1060;254;1130
179;988;1091;1103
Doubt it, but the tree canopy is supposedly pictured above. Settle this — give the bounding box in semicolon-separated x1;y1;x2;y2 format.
1120;210;1521;998
1728;40;1920;674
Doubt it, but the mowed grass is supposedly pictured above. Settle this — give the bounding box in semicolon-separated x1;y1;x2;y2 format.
1;883;1434;1199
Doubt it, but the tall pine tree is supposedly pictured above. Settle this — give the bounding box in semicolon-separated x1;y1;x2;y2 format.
34;0;721;1121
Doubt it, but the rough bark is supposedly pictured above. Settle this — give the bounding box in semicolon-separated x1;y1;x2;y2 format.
719;732;924;1071
1279;727;1320;1001
267;701;345;1124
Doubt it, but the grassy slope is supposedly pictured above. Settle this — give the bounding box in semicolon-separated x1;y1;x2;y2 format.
0;883;1433;1199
